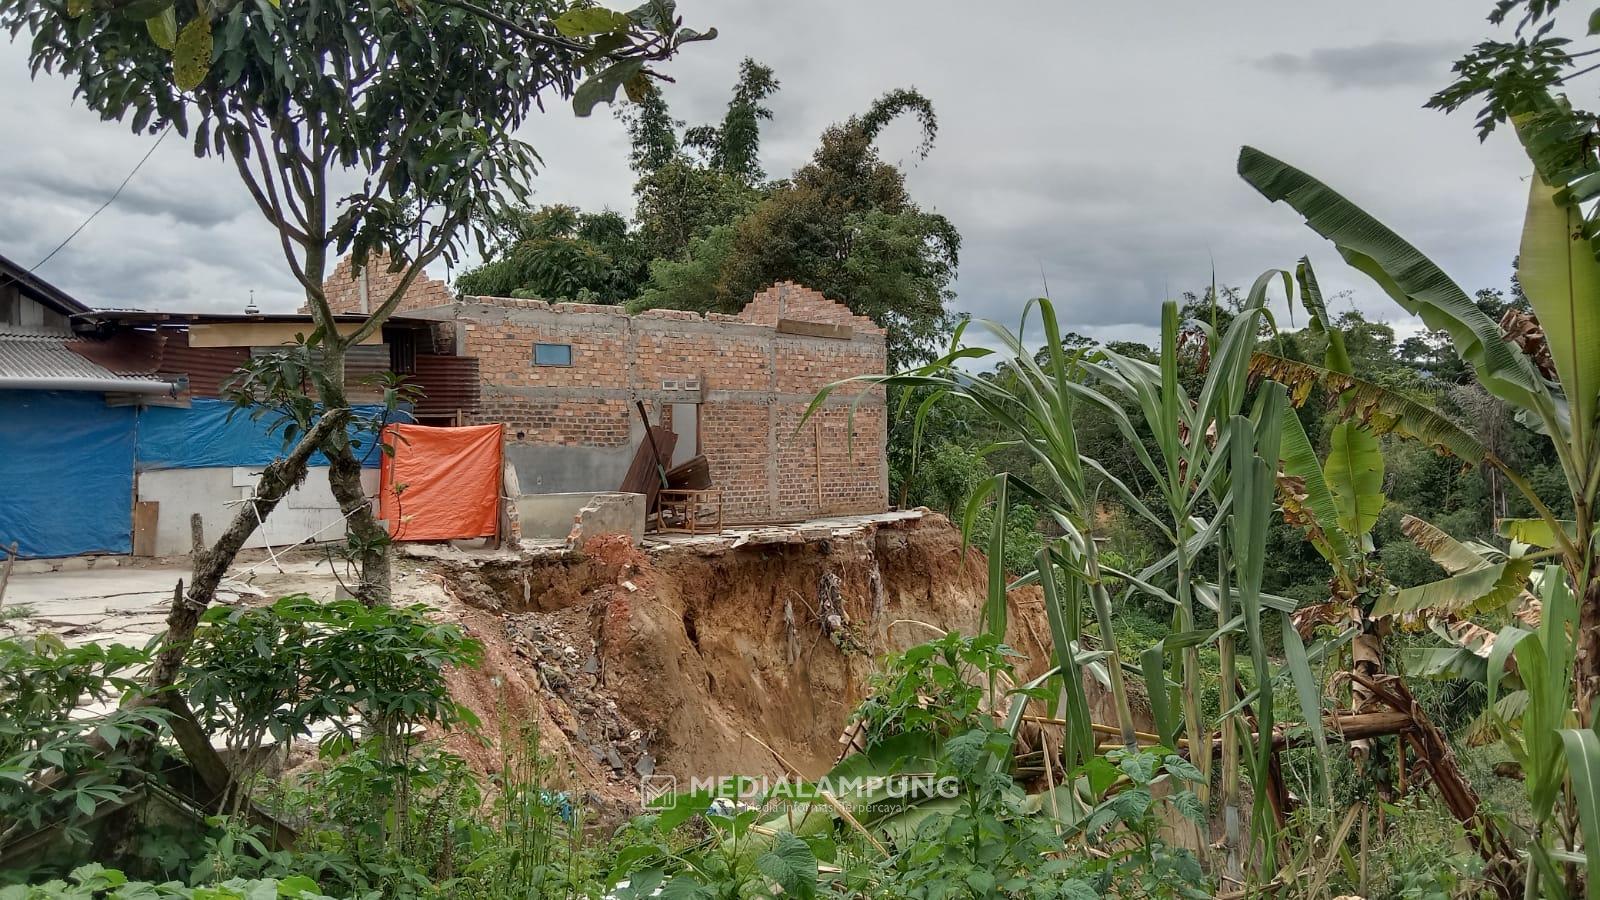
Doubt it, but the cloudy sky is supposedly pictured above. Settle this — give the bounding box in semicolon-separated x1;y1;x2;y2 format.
0;1;1540;348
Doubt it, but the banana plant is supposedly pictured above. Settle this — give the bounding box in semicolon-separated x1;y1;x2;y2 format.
1239;114;1600;893
1238;130;1593;671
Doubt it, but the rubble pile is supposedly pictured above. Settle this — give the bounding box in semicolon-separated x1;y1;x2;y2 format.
503;604;657;786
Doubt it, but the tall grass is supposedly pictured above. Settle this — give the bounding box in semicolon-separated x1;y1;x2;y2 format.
809;280;1335;882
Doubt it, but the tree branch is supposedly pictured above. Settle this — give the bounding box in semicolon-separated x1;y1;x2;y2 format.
423;0;589;53
341;213;464;347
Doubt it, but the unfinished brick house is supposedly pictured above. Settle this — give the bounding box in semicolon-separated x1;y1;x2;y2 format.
319;260;888;525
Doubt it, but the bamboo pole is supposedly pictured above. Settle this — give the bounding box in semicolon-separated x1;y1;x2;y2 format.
1022;711;1419;755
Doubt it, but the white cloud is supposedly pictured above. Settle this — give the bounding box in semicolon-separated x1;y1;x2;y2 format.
0;0;1540;339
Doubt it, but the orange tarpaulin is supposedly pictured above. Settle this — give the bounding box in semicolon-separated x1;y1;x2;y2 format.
379;423;503;542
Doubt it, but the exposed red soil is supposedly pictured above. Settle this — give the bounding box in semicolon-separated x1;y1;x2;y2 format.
426;513;1063;822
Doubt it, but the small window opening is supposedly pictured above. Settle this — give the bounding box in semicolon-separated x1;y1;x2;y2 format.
533;343;573;366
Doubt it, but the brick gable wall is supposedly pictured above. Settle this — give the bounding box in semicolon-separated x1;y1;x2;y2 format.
314;254;454;316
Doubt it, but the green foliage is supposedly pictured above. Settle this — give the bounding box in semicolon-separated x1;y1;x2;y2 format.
630;225;741;312
609;800;828;899
185;595;481;756
893;435;988;517
969;501;1044;579
278;743;481;897
0;864;338;899
851;632;1021;747
619;73;960;367
1428;0;1589;141
677;103;959;368
862;739;1208;900
455;205;650;304
220;342;419;475
0;638;169;845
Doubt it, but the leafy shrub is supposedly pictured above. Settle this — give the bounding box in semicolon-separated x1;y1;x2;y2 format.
871;738;1210;899
275;743;478;898
0;864;337;899
0;638;168;844
850;632;1022;746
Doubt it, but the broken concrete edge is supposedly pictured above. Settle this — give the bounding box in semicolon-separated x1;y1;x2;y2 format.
567;492;646;552
514;491;645;545
640;508;929;558
8;555;133;575
15;508;929;580
394;508;931;568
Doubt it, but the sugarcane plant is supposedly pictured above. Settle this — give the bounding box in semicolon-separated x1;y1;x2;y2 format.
1071;276;1335;879
807;285;1340;884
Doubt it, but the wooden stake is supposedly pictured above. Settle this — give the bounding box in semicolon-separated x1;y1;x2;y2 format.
0;541;17;610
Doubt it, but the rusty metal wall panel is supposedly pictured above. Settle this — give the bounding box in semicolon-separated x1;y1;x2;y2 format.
158;330;249;398
410;354;480;419
342;344;391;403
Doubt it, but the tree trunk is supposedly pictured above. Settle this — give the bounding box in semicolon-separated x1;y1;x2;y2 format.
144;411;350;695
1348;624;1392;799
314;345;391;605
1576;576;1600;728
326;435;391;605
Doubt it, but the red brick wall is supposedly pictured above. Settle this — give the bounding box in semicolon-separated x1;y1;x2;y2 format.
736;281;885;335
700;402;774;522
315;253;453;316
395;281;888;524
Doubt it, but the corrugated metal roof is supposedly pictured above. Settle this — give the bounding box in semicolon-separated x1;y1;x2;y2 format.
0;331;165;385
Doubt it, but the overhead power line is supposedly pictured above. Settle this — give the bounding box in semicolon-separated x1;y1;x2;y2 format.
30;125;172;273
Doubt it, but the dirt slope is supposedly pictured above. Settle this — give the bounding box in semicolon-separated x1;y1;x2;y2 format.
421;512;1061;818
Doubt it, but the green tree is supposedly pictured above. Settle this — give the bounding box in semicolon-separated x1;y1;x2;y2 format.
635;89;959;366
456;204;649;303
0;0;704;610
0;0;705;809
622;61;772;261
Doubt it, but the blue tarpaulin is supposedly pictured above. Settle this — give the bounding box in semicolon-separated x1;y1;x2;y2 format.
135;398;403;470
0;391;136;558
0;394;410;558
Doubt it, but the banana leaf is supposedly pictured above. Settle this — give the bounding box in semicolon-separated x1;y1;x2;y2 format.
1375;558;1535;619
1237;146;1549;420
1401;514;1492;575
1518;168;1600;461
1323;421;1384;543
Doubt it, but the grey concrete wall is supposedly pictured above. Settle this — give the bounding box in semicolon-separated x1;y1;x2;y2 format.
571;492;645;548
137;466;380;556
505;438;638;495
516;491;644;544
